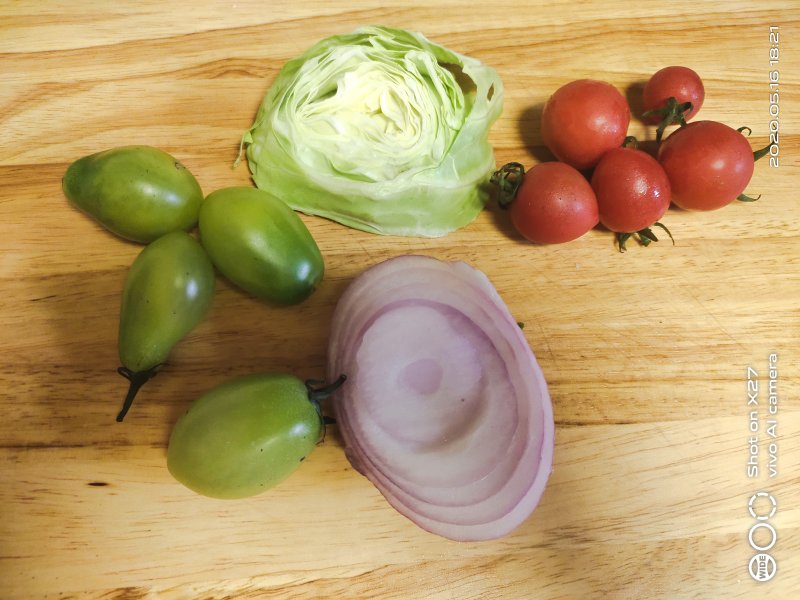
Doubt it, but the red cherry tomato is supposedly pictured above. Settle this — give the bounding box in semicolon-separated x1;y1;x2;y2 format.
591;147;671;233
506;162;599;244
541;79;630;169
643;66;704;124
658;121;755;211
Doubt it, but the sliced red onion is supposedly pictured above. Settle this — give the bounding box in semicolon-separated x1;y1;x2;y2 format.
327;255;554;541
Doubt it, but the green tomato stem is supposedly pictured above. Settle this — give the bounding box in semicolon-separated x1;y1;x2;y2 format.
734;126;768;198
490;162;525;209
615;221;674;252
737;125;773;162
622;136;639;148
305;374;347;442
752;143;772;162
737;193;761;202
116;365;161;422
306;374;347;404
644;97;693;144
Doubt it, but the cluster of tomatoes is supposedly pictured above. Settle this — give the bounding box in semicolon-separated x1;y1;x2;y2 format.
494;66;769;250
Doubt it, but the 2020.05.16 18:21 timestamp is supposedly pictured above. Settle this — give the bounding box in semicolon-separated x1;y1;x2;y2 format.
768;26;779;168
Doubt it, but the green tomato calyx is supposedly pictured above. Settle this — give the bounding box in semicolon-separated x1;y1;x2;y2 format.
643;96;693;143
735;126;769;201
490;162;525;209
116;365;162;422
737;192;761;202
621;136;639;149
616;221;675;252
738;124;772;164
305;374;347;437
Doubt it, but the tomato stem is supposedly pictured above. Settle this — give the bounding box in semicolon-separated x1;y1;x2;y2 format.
737;125;773;162
736;126;769;198
490;162;525;208
653;221;675;242
306;374;347;404
644;96;693;143
622;136;639;148
116;365;161;422
306;374;346;442
752;143;773;162
615;221;674;252
737;193;761;202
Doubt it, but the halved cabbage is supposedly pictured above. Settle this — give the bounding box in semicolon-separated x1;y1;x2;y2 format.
240;26;504;237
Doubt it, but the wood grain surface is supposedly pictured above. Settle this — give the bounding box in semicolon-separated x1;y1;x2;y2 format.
1;1;798;598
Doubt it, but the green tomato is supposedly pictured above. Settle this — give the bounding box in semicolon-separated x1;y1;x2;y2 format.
117;231;215;421
167;373;344;499
63;146;204;243
198;187;323;305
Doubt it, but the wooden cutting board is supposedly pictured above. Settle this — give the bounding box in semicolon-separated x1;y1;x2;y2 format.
1;1;798;598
